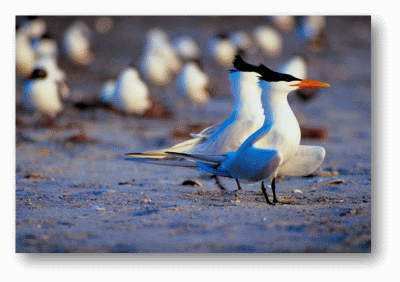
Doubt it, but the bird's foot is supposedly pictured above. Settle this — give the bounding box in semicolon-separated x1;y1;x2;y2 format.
212;175;227;191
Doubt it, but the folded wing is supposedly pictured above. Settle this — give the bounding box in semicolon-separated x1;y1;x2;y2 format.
278;145;325;176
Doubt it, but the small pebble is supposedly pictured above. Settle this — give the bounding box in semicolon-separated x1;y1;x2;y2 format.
181;179;202;187
326;179;346;185
317;170;340;177
293;189;303;194
140;198;152;204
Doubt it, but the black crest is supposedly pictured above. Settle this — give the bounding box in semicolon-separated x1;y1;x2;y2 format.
230;55;301;82
41;32;53;40
29;69;47;80
216;32;229;40
27;16;39;21
257;64;301;82
230;54;259;73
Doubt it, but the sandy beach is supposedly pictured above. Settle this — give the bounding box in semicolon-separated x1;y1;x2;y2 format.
15;15;371;253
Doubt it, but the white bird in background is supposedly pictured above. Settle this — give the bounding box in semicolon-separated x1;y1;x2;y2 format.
168;59;330;204
34;56;70;101
107;66;152;115
34;55;65;82
173;36;201;61
21;16;47;39
148;28;182;75
125;55;265;189
140;28;182;86
272;15;296;33
297;16;327;53
141;28;181;82
17;16;47;42
15;17;45;78
176;60;210;106
32;33;58;58
140;46;171;87
23;68;65;120
62;21;93;66
297;16;326;43
253;26;283;57
208;33;237;68
99;79;116;104
16;29;37;78
228;30;253;54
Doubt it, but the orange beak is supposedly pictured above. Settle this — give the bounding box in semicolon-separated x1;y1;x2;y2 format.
291;79;331;89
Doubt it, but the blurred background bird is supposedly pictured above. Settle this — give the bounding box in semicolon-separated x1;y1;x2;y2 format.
253;25;283;57
272;15;296;33
140;28;181;86
176;60;210;119
106;65;152;116
173;35;201;61
16;23;37;78
228;30;254;55
297;15;327;52
23;68;66;127
208;33;237;68
62;21;93;66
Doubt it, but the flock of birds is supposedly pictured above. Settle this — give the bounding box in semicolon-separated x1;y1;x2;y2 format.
16;16;329;204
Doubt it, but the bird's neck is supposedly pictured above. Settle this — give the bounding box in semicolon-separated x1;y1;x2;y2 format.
229;72;264;121
261;88;292;129
241;84;299;148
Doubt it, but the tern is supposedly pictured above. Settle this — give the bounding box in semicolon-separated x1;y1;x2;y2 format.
297;16;327;52
253;26;283;57
23;68;66;121
272;16;296;33
208;33;237;68
228;31;253;54
32;33;58;59
16;25;37;78
62;21;92;66
176;60;210;106
33;56;70;101
33;33;70;101
125;55;309;190
297;16;326;43
167;60;330;204
106;66;152;116
19;16;47;39
125;55;264;189
99;79;116;104
173;36;201;61
140;28;181;87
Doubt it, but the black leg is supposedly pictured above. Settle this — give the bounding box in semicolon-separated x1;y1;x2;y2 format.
261;181;274;205
235;178;242;190
271;178;279;203
212;174;227;190
234;179;242;200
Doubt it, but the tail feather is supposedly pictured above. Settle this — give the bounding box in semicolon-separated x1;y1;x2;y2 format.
124;151;168;159
189;121;224;138
124;137;201;159
165;151;228;165
124;156;200;168
196;161;232;178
